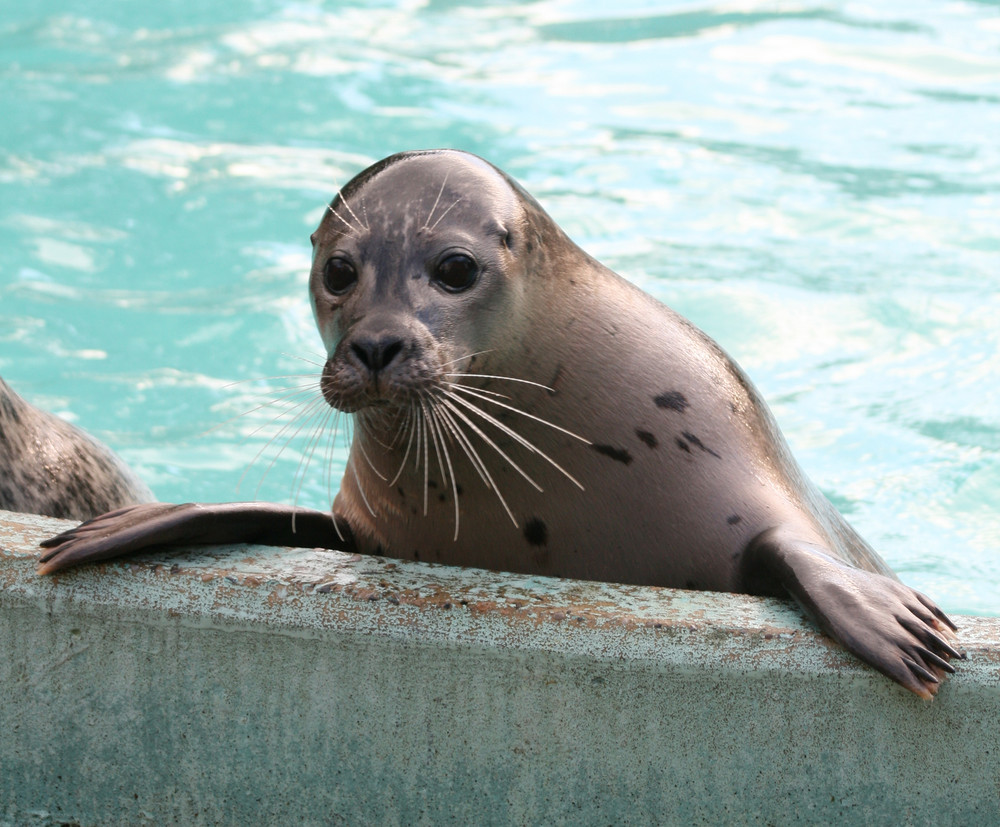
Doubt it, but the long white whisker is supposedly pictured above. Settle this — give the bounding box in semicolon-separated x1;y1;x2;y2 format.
442;391;585;490
356;434;387;482
421;404;430;514
443;381;511;401
420;396;448;488
439;396;543;493
290;401;337;508
445;373;556;393
424;398;461;541
436;400;519;527
439;349;494;369
348;454;376;517
237;394;328;495
389;402;419;487
447;383;590;445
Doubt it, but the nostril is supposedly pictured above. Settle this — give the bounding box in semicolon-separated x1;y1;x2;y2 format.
351;342;373;370
382;339;403;367
350;337;405;374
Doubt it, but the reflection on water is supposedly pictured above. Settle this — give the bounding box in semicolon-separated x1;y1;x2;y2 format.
0;0;998;613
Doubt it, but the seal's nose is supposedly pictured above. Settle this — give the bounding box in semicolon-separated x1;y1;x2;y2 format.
350;335;404;375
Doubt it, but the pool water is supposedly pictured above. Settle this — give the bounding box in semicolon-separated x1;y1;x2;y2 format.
1;1;997;615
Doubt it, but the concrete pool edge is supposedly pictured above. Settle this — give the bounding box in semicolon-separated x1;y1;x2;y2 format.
2;508;998;825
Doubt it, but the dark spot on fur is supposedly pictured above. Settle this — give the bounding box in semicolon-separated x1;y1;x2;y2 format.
413;550;420;561
397;487;406;499
654;391;689;413
591;443;632;465
455;484;463;496
427;479;438;489
727;514;742;525
635;429;658;449
438;493;446;502
675;438;691;453
524;518;547;546
682;431;721;459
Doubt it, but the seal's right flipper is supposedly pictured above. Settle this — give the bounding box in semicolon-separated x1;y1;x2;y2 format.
743;527;964;699
37;502;353;575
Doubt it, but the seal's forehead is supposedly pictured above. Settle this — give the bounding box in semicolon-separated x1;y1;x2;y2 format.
341;151;519;222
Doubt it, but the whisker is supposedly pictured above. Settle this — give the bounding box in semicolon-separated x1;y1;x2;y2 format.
442;390;585;490
427;196;462;232
422;172;450;231
445;383;591;445
436;400;519;527
388;401;419;487
236;399;323;500
438;396;543;493
443;381;510;401
424;398;461;540
439;349;495;369
326;202;361;238
246;395;331;500
446;373;556;393
290;402;338;509
420;404;430;514
420;396;448;488
348;454;377;517
339;189;369;232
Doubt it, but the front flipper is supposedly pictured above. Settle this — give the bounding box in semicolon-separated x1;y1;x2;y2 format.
37;502;354;575
743;527;964;699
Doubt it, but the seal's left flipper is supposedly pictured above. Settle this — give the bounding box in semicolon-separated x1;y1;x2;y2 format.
744;527;964;699
37;502;355;575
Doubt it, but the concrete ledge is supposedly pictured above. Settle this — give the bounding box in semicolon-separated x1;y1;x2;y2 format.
1;508;998;826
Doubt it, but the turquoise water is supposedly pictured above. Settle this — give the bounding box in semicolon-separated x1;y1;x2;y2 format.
1;1;997;615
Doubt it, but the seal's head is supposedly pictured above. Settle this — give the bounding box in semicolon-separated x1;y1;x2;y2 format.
309;150;546;420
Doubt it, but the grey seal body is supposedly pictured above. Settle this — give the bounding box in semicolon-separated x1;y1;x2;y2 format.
1;376;153;520
38;150;962;698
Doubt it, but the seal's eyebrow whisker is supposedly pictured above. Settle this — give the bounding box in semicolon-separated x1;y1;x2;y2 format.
427;196;463;233
338;189;369;232
327;199;361;238
422;172;450;231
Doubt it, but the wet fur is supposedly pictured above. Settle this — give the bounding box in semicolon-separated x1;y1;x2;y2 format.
1;377;153;520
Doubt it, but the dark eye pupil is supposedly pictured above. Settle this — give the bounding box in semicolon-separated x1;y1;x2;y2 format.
324;257;357;294
435;254;477;292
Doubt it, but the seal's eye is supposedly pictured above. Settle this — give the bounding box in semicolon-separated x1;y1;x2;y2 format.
323;256;357;295
433;254;478;293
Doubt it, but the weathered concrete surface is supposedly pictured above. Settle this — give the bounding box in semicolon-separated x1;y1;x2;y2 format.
1;508;998;826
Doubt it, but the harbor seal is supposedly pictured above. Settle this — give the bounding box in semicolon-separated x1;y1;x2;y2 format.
1;376;153;520
37;150;962;697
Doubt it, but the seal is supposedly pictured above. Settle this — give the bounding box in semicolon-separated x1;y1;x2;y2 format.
37;150;963;698
1;375;153;520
